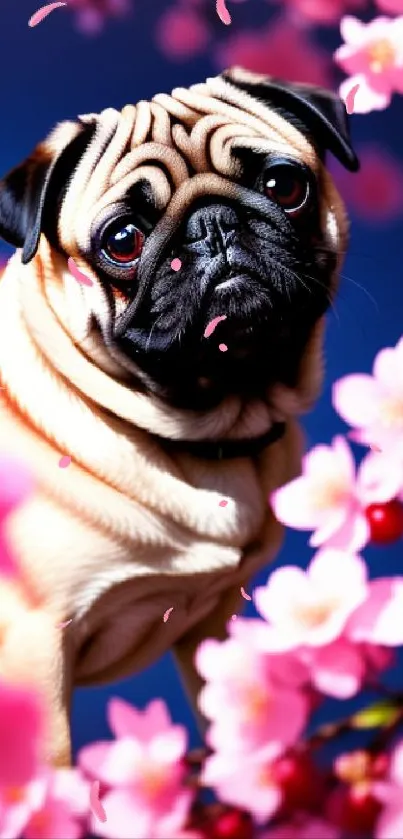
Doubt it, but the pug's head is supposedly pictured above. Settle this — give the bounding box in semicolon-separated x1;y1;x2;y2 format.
0;69;358;418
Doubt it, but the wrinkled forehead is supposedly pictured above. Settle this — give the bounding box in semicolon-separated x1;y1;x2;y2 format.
53;74;322;254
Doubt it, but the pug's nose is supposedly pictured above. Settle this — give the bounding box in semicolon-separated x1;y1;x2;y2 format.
185;203;239;251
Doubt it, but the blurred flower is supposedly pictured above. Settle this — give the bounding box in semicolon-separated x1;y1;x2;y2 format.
0;454;34;578
79;698;195;839
335;15;403;113
330;145;403;223
0;770;89;839
21;769;90;839
0;681;44;788
299;636;365;698
253;549;368;651
201;744;284;825
196;637;308;754
271;436;402;553
68;0;131;35
376;0;403;12
262;818;340;838
333;337;403;456
0;455;33;522
270;0;367;26
216;18;333;87
155;5;211;61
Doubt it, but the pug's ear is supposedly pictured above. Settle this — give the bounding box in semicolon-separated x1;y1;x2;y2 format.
222;67;360;173
0;148;60;264
0;120;96;264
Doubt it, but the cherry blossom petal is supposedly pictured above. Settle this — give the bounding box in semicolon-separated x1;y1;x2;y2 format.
307;639;364;698
340;75;392;113
332;375;381;429
316;508;370;553
271;478;321;530
348;578;403;646
357;451;403;506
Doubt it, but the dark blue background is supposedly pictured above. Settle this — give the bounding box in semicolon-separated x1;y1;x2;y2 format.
1;0;402;756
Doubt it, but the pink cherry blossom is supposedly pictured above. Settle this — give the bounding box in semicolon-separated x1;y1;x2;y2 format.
333;337;403;456
79;699;194;839
0;682;44;788
90;788;198;839
201;743;283;825
215;18;332;87
196;637;308;754
22;769;90;839
0;777;45;839
271;436;402;553
0;769;89;839
335;15;403;113
253;549;368;652
155;5;211;60
329;146;403;223
270;0;367;26
229;619;310;689
299;636;365;698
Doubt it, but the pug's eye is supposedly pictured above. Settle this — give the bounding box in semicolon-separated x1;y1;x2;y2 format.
264;164;309;215
102;221;144;266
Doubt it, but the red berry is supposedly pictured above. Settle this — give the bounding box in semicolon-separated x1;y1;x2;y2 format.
273;752;324;815
365;499;403;544
210;809;254;839
327;784;382;835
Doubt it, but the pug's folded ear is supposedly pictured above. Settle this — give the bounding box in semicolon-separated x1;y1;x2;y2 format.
222;67;360;173
0;121;96;265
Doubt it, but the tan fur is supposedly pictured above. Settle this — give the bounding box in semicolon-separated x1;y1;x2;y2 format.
0;70;349;766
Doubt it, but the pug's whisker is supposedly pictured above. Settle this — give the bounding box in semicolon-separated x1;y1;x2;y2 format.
338;272;380;311
272;262;313;297
145;314;164;351
299;271;341;323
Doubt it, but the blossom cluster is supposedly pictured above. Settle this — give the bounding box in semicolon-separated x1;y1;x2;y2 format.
2;335;403;837
194;335;403;838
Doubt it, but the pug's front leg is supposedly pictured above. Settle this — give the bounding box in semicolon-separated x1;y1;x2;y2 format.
173;584;243;736
0;580;73;768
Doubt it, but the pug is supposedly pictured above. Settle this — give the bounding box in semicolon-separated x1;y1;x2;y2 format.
0;68;358;767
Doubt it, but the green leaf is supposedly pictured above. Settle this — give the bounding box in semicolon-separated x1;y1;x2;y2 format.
351;699;401;730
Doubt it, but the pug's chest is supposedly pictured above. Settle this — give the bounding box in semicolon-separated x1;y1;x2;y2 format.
72;557;243;684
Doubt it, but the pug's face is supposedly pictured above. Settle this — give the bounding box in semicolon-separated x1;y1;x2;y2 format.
0;69;358;414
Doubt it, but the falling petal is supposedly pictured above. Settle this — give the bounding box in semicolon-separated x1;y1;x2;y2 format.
90;780;107;823
240;586;252;601
67;257;94;287
219;499;228;507
219;343;228;352
58;456;71;469
28;2;67;27
56;619;73;628
163;607;174;622
204;315;227;338
231;614;237;620
344;83;360;115
216;0;231;25
171;258;182;271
